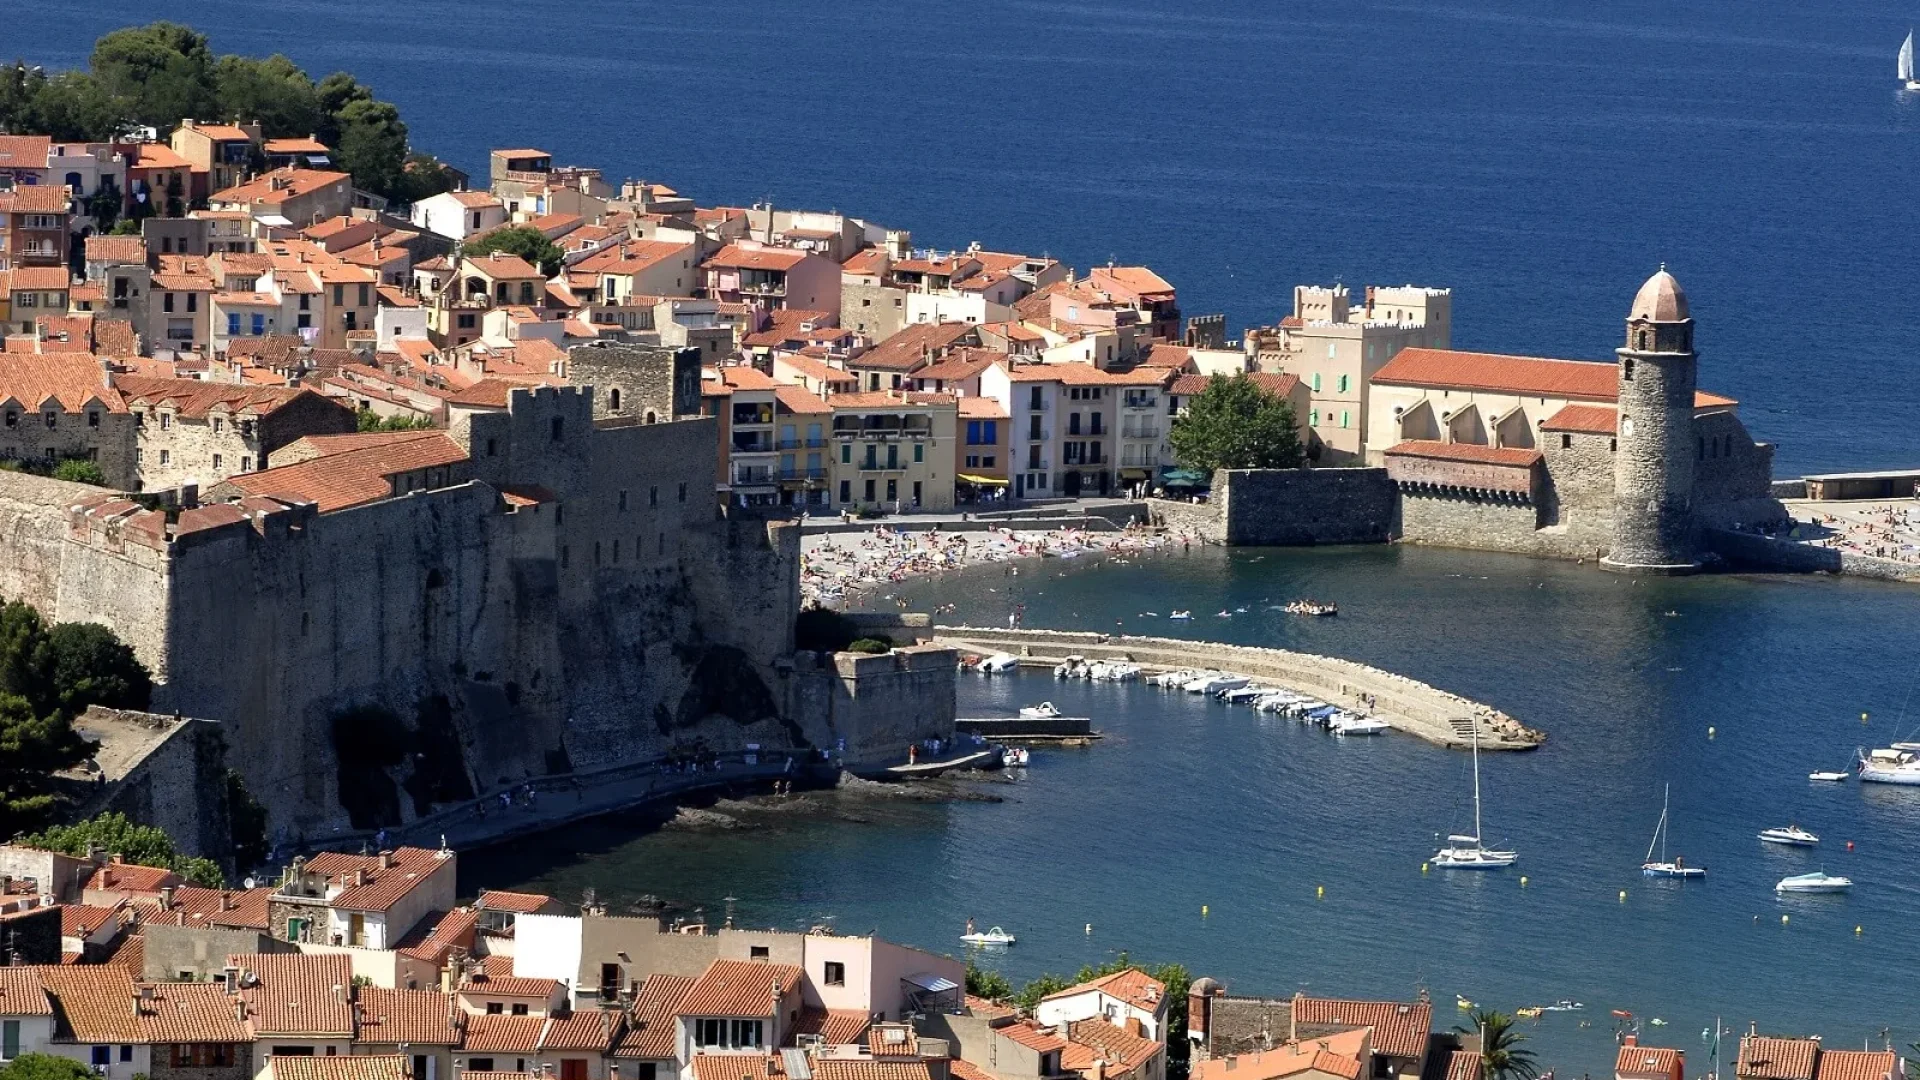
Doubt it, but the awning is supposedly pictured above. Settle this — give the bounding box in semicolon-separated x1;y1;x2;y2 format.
902;972;961;993
1119;469;1150;480
957;474;1007;486
1159;466;1210;487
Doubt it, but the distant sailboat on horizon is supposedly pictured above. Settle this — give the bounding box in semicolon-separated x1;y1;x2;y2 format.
1900;30;1920;90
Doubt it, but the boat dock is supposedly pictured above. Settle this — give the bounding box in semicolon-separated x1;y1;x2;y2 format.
932;626;1543;751
875;748;1000;777
954;715;1101;743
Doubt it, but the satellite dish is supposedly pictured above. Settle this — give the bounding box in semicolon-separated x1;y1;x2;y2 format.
242;877;257;889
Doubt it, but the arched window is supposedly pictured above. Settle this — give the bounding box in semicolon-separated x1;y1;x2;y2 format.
63;172;82;193
644;411;657;425
608;388;621;413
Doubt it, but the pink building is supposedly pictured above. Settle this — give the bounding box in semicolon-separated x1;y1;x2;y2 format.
703;242;841;312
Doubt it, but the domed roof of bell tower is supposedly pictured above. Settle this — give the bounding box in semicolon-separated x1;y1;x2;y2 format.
1628;265;1689;322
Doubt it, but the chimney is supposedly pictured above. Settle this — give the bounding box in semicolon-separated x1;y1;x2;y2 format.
379;851;393;870
111;852;123;865
333;984;346;1004
1624;1035;1638;1048
218;893;231;912
235;1000;247;1023
353;868;367;887
223;965;239;992
160;885;175;910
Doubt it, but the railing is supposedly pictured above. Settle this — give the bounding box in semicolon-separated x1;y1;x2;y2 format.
776;437;829;450
778;467;829;480
733;468;776;485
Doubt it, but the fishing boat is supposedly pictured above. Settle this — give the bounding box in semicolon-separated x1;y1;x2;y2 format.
1168;611;1192;621
1856;746;1920;784
1641;783;1705;878
1758;825;1819;847
961;925;1017;945
1902;31;1920;90
1332;714;1390;737
1775;871;1852;894
1284;599;1338;617
1543;1001;1584;1012
1432;723;1517;869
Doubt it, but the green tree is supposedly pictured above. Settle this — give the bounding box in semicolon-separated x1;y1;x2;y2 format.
109;218;142;236
312;72;374;145
1167;373;1305;473
51;458;107;487
392;153;460;206
356;410;435;433
1458;1010;1538;1080
333;97;408;197
213;54;321;139
21;812;222;886
0;1052;107;1080
0;694;91;832
964;958;1013;1002
33;622;153;718
462;224;566;277
89;23;217;132
28;72;121;142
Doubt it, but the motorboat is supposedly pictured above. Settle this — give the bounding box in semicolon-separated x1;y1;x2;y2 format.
1304;704;1342;725
1432;722;1517;869
1456;996;1476;1010
1221;685;1270;703
1100;662;1141;682
1151;669;1199;688
1775;872;1852;894
1758;825;1819;847
1053;656;1085;679
1019;702;1063;720
1856;746;1920;785
1284;600;1339;617
1332;714;1390;736
1640;783;1705;878
960;925;1016;945
1186;673;1247;694
1542;1001;1584;1012
1001;747;1030;768
1809;771;1851;782
1168;611;1192;621
979;653;1019;674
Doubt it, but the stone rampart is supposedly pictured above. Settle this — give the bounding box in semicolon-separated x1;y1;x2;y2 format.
1215;468;1397;545
790;645;958;764
1146;496;1223;542
66;707;233;863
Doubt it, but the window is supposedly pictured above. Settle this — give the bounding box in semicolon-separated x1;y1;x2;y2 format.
886;479;897;502
2;1020;17;1059
212;417;223;434
1338;375;1349;393
159;449;170;465
213;454;223;470
511;1003;529;1016
1340;411;1349;428
227;313;241;336
272;1048;315;1058
749;945;770;959
1562;435;1573;450
358;283;369;306
163;292;175;313
619;490;628;511
649;486;658;507
457;314;476;329
120;1046;133;1062
241;456;251;471
92;1048;111;1066
1327;343;1336;359
678;482;687;502
251;313;265;335
983;455;995;468
913;443;923;463
186;292;197;313
160;413;171;430
966;455;979;468
1309;410;1318;426
609;388;622;412
469;1061;495;1073
864;479;875;501
551;417;564;441
1311;373;1321;392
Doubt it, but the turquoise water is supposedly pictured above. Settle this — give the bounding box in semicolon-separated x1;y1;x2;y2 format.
467;545;1920;1076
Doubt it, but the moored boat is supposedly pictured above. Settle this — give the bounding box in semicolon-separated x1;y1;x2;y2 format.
979;653;1019;674
1332;714;1390;736
1856;746;1920;784
960;925;1016;945
1775;871;1851;894
1758;825;1819;846
1640;783;1705;878
1432;721;1516;868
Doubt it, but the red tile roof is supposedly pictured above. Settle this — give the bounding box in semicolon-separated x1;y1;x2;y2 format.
0;969;51;1016
271;1055;410;1080
707;244;809;272
210;169;350;207
356;987;461;1045
476;889;555;914
1001;1021;1068;1053
689;1055;785;1080
1616;1045;1681;1079
265;137;331;155
1539;403;1618;434
220;432;467;512
394;907;478;963
231;952;355;1037
1445;1051;1480;1080
1044;969;1167;1014
463;1013;546;1053
680;959;802;1018
1739;1038;1819;1080
828;391;956;410
461;954;561;1000
813;1062;936;1080
0;186;71;214
614;973;695;1059
1291;996;1431;1061
773;385;832;415
1814;1051;1898;1080
1383;440;1543;468
5;267;74;292
138;980;252;1044
40;965;144;1042
0;136;50;167
59;903;125;937
85;235;149;265
540;1009;617;1051
788;1007;871;1047
1170;372;1297;398
853;322;976;372
915;349;1007;383
118;375;338;420
1064;1019;1162;1075
950;1061;1000;1080
720;365;779;391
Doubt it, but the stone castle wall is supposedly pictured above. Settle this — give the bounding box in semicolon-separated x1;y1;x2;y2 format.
1147;469;1395;546
67;708;234;861
790;646;959;763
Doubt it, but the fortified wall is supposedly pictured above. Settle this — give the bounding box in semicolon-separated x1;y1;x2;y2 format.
0;373;953;843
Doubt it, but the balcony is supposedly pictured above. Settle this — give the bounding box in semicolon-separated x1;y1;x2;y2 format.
858;460;908;473
732;467;778;486
776;437;829;450
778;467;829;481
731;436;777;454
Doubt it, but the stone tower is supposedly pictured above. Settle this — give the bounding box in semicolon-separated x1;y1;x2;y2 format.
1605;267;1701;572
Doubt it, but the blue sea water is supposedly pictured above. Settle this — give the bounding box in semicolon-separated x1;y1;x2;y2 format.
462;545;1920;1075
17;0;1920;472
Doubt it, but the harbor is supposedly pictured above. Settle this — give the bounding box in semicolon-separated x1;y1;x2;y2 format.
932;626;1543;750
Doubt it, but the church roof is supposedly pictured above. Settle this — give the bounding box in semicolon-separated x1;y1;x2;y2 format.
1630;267;1689;322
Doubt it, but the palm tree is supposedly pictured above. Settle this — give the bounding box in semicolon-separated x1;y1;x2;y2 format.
1456;1010;1540;1080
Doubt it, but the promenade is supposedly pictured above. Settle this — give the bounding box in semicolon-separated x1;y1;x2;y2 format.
931;626;1542;751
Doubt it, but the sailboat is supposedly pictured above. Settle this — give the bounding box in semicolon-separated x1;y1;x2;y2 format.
1901;31;1920;91
1433;722;1516;869
1640;783;1705;878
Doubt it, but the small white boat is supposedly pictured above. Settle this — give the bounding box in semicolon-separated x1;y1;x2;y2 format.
979;653;1019;674
1332;714;1390;737
1775;872;1852;894
1221;686;1269;703
1809;770;1850;783
1640;784;1705;878
1856;746;1920;785
1101;662;1141;682
961;925;1016;945
1001;747;1030;768
1187;674;1248;695
1902;30;1920;90
1019;702;1063;720
1758;825;1819;847
1168;611;1192;621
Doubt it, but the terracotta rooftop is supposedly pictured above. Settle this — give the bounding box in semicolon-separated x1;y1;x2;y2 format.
540;1009;618;1052
84;235;149;265
1291;996;1430;1061
270;1055;410;1080
853;321;976;371
828;391;957;410
0;186;71;214
1814;1051;1898;1080
394;907;478;964
231;952;355;1038
1063;1019;1162;1074
462;1013;546;1053
476;889;555;914
1383;440;1544;468
788;1007;872;1047
306;847;451;912
1169;372;1298;397
813;1062;937;1080
1043;968;1167;1014
1000;1021;1068;1053
0;969;51;1016
1739;1038;1820;1080
1193;1029;1370;1080
688;1055;786;1080
219;431;467;512
613;973;694;1059
680;959;803;1018
707;243;809;272
138;980;252;1044
772;385;832;416
5;267;74;291
117;375;337;420
210;169;350;207
1616;1044;1682;1079
0;136;50;167
86;862;180;894
40;965;144;1042
462;954;562;999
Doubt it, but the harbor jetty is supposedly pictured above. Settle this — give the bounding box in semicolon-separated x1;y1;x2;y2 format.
931;626;1542;750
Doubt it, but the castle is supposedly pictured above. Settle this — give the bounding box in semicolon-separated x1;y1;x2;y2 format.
0;344;954;842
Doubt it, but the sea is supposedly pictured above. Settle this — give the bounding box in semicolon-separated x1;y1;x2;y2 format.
21;0;1920;1070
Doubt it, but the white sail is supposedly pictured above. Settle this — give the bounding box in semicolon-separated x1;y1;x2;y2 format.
1901;31;1914;84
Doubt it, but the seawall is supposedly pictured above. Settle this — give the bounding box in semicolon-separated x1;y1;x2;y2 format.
930;626;1541;750
1706;528;1920;583
1146;468;1397;546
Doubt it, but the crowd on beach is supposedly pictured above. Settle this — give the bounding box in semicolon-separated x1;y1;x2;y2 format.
800;521;1200;604
1736;501;1920;563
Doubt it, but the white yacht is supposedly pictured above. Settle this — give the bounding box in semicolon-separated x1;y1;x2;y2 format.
1640;783;1705;878
1332;714;1390;737
1019;702;1063;720
1432;724;1516;868
1221;685;1269;703
1775;872;1852;894
1758;825;1819;847
1857;746;1920;785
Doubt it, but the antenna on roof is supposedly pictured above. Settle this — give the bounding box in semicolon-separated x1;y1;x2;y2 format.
723;895;737;929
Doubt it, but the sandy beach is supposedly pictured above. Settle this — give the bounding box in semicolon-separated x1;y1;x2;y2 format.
800;522;1199;606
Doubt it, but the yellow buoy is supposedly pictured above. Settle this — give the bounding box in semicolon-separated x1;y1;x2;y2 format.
1618;890;1627;902
1855;925;1863;935
1781;914;1790;925
1316;885;1325;899
1863;712;1870;725
1707;726;1716;739
1520;876;1528;887
1422;862;1430;874
1201;905;1209;917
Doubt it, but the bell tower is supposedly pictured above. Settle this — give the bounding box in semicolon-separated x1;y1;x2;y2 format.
1604;267;1701;573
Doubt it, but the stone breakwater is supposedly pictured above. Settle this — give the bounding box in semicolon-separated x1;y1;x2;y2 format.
930;626;1542;750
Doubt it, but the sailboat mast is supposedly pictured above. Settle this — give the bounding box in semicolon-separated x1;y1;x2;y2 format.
1470;721;1484;843
1661;784;1670;862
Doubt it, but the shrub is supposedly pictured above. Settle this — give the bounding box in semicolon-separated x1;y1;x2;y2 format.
846;638;891;654
794;607;860;653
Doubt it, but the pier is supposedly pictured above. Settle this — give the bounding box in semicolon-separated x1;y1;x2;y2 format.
930;626;1543;750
